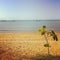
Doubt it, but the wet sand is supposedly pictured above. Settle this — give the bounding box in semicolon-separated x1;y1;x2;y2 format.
0;32;60;60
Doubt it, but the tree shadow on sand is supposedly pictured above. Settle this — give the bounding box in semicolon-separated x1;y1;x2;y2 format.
21;54;60;60
34;54;60;60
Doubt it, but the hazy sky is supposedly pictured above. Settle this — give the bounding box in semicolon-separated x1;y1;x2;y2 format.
0;0;60;20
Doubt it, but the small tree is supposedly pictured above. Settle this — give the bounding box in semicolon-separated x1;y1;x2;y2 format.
38;26;58;56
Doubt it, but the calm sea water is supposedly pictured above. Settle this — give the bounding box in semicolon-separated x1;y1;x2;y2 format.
0;20;60;33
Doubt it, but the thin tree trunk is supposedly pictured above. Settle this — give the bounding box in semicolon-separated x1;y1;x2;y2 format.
44;34;50;56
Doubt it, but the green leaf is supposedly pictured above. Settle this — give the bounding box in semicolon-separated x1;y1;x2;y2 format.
38;26;47;35
53;35;58;41
51;30;55;35
50;30;58;41
43;26;47;33
44;44;51;47
43;26;46;28
38;29;41;32
41;32;45;35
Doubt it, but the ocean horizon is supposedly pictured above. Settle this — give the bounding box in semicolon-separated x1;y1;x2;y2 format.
0;20;60;33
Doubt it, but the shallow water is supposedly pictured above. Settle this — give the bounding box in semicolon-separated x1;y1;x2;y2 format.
0;20;60;33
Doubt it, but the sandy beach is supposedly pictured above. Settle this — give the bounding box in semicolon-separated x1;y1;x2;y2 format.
0;32;60;60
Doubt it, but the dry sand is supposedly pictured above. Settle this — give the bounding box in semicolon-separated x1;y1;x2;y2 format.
0;32;60;60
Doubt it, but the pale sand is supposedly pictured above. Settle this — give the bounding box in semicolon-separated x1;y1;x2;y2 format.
0;32;60;60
